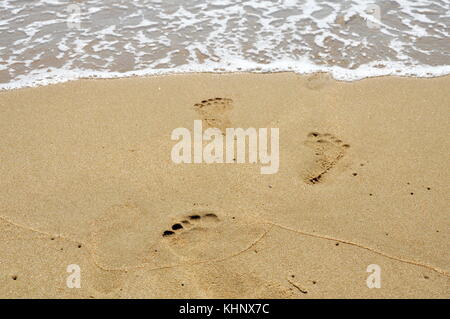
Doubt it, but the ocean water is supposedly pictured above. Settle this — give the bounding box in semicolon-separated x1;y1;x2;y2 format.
0;0;449;89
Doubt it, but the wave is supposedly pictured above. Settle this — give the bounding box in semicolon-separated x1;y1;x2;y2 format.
0;0;449;90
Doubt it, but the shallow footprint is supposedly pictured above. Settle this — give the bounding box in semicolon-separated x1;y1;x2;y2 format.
305;73;331;90
90;202;179;269
187;263;295;298
161;210;269;263
193;98;233;132
301;132;350;184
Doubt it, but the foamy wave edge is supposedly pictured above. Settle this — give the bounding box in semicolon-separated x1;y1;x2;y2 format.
1;59;449;91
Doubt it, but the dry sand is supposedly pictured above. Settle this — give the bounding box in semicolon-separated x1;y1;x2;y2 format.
0;73;448;298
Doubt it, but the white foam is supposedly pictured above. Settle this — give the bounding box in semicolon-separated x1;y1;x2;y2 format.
0;0;448;90
2;57;450;91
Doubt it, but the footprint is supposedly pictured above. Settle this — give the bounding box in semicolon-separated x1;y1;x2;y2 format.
301;132;350;184
161;212;293;298
162;212;220;237
187;263;296;298
89;202;179;269
305;73;331;90
90;203;268;270
193;98;233;133
161;210;269;262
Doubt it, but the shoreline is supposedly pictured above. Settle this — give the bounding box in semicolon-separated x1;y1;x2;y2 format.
2;70;450;92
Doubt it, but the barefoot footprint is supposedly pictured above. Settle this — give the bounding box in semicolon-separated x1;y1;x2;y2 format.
161;211;268;262
162;212;220;237
305;73;331;90
302;132;350;184
90;202;180;269
162;213;293;298
193;98;233;133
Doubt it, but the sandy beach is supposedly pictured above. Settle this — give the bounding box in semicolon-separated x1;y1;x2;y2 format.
0;72;448;298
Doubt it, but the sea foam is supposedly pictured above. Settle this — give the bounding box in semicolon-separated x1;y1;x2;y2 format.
0;0;449;90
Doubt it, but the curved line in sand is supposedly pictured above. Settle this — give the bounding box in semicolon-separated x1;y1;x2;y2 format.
264;220;449;277
1;214;448;278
